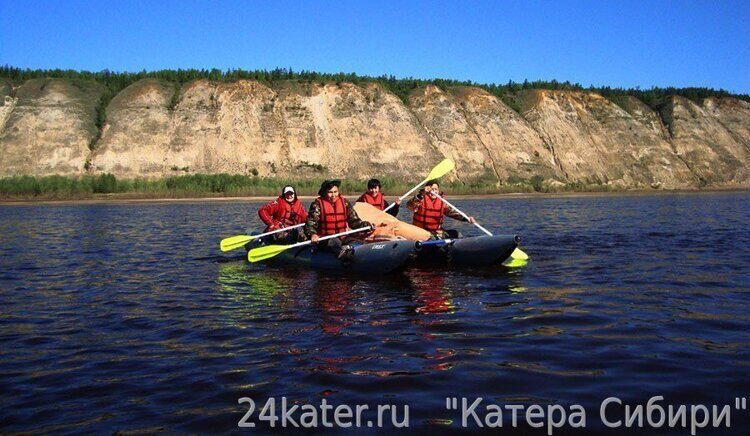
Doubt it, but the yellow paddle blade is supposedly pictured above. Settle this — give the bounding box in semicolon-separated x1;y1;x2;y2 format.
247;244;290;262
220;235;254;252
426;158;455;181
503;257;528;268
511;248;529;260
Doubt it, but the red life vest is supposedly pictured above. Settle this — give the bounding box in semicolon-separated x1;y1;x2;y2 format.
316;196;348;236
259;196;306;230
277;198;306;226
413;194;445;231
357;191;386;210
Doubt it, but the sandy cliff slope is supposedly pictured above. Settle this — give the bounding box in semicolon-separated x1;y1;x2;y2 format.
409;85;561;183
661;96;750;185
1;77;748;190
517;90;698;189
0;79;105;176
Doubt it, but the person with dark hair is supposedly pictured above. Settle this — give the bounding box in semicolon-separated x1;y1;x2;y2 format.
407;179;475;239
258;185;308;243
356;178;400;217
305;180;374;260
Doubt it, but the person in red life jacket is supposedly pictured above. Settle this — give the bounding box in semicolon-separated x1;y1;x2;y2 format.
356;178;400;217
257;185;308;243
305;179;374;260
407;179;475;239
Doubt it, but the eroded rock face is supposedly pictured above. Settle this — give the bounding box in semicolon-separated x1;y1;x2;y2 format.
449;87;562;182
92;79;436;179
1;77;748;190
662;96;750;185
171;79;285;177
408;86;562;184
0;80;16;135
0;79;105;176
408;86;494;180
288;82;435;179
91;78;177;176
615;96;670;139
518;90;698;188
703;97;750;148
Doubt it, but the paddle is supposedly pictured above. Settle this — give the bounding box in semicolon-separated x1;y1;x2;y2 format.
247;226;373;263
434;194;529;261
220;223;305;252
227;159;454;252
383;158;455;213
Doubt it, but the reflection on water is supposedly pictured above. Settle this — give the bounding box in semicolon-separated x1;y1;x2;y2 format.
410;269;454;314
1;192;750;432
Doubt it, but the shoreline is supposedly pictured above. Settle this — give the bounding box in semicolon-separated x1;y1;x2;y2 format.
2;186;748;206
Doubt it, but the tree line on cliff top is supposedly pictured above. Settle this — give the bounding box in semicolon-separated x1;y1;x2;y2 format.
2;65;748;111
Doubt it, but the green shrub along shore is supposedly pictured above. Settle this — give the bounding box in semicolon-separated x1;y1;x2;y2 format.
0;173;608;200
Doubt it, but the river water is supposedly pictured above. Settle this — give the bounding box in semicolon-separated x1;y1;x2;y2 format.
1;192;749;433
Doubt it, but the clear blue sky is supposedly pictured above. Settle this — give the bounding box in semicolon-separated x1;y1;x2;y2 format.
1;0;748;93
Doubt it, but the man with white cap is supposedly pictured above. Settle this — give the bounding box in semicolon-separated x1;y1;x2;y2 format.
258;185;308;243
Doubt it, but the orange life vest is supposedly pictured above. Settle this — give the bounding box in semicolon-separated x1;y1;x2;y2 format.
413;194;445;232
316;196;348;236
358;191;386;210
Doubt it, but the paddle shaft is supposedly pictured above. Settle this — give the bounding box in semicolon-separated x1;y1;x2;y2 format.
288;226;372;250
259;222;305;237
437;194;528;260
435;194;492;236
383;158;455;213
220;223;307;251
383;179;427;213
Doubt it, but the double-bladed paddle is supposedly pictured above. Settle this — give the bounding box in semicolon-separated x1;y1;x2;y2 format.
220;223;305;252
434;193;529;261
222;159;454;252
383;158;455;213
246;158;457;262
247;226;372;263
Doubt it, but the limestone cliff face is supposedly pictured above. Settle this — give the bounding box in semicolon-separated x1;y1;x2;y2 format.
408;86;561;183
0;79;105;177
91;78;177;176
0;80;15;135
284;82;435;178
1;77;748;190
448;87;562;182
661;96;750;185
408;85;495;180
704;97;750;147
614;96;670;139
161;79;283;177
92;79;435;178
518;90;698;188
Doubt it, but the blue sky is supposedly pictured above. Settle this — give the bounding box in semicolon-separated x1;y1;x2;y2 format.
1;0;748;93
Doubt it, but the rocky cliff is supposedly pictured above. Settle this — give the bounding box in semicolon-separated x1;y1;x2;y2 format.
660;96;750;185
517;90;699;189
1;79;105;176
1;78;748;190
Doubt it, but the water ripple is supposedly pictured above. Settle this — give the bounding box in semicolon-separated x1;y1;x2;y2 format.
1;192;749;432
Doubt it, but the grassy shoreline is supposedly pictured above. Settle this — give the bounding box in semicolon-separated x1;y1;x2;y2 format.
4;188;749;207
1;174;748;204
0;173;607;201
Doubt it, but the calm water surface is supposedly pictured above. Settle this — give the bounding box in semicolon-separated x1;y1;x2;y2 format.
1;192;749;433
